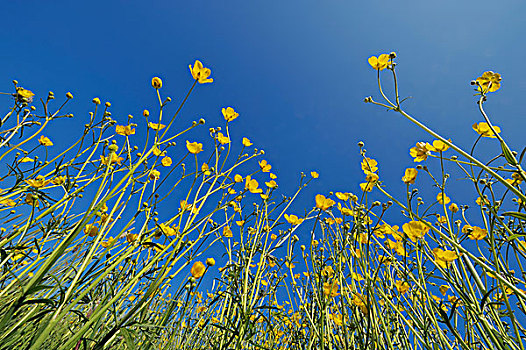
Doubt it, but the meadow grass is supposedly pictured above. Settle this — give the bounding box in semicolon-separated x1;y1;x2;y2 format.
0;56;525;349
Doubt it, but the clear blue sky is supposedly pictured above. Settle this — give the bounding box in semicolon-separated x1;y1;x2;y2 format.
1;0;525;230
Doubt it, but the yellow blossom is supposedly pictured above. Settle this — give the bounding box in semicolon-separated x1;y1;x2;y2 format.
433;248;459;268
206;258;216;267
270;173;277;179
245;176;262;194
476;71;501;93
439;285;450;296
84;224;99;237
323;281;339;298
189;60;213;84
38;135;53;146
234;174;243;183
151;77;162;89
402;220;430;242
284;214;304;225
242;137;252;147
186;140;203;154
265;180;278;188
315;194;335;211
92;97;101;105
161;157;172;167
101;237;116;248
116;125;135;136
191;261;206;278
222;107;239;122
468;226;487;240
311;171;319;179
395;280;410;294
449;203;459;213
368;54;390;70
25;175;51;188
386;239;407;256
149;169;160;180
259;160;272;172
19;157;34;163
476;196;490;206
152;146;165;156
148;122;166;131
410;142;429;162
335;192;349;201
201;163;211;175
361;158;378;173
426;139;450;152
223;226;233;238
402;168;418;185
472;122;501;138
217;132;230;145
16;87;35;100
352;293;368;314
437;193;451;205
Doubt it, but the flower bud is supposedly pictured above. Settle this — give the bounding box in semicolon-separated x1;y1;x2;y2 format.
66;92;73;99
92;97;101;105
151;77;163;89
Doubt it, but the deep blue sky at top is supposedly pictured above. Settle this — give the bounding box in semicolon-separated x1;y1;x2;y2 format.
1;0;525;222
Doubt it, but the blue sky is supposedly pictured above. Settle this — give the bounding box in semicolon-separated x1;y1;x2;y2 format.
1;0;525;236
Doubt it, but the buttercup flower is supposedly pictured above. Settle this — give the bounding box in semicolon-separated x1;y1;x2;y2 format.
222;225;233;238
186;141;203;154
472;122;501;138
284;214;304;225
259;160;271;172
242;137;253;147
216;132;230;145
222;107;239;122
468;226;487;240
151;77;163;89
368;54;390;70
410;142;429;162
361;158;378;173
311;171;319;179
116;125;135;136
148;122;166;131
402;220;430;242
402;168;418;185
39;135;53;146
16;87;35;102
395;280;410;294
25;175;51;188
191;261;206;278
189;60;213;84
206;258;216;267
476;71;501;93
245;176;263;194
437;193;450;205
433;248;459;268
161;157;172;167
426;140;450;152
315;194;335;211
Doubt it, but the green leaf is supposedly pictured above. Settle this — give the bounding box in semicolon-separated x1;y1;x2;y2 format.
503;211;526;221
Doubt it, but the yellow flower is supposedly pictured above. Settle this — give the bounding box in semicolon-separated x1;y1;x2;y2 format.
402;220;429;242
315;194;335;211
361;158;378;173
25;175;51;188
323;281;339;298
151;77;162;89
0;197;16;207
92;97;101;105
206;258;216;267
25;193;39;207
222;107;239;122
19;157;34;163
265;180;278;188
335;192;349;201
449;203;459;213
101;237;116;248
84;224;99;237
386;239;407;256
161;157;172;167
186;140;203;154
245;176;262;194
143;109;150;117
433;248;459;268
201;163;211;175
352;293;368;314
426;139;450;152
472;122;501;138
468;226;487;240
259;160;272;172
234;174;243;183
39;135;53;146
217;132;230;145
159;223;178;236
476;196;490;206
152;146;165;157
126;233;138;243
439;285;450;296
242;137;252;147
311;171;319;179
222;225;233;238
149;169;160;180
189;60;213;84
100;154;124;166
410;142;429;162
284;214;304;225
360;172;379;192
476;71;501;93
115;125;135;136
52;176;66;185
148;122;166;131
191;261;206;278
395;280;410;294
402;168;418;185
16;87;35;101
437;193;450;205
368;54;390;70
